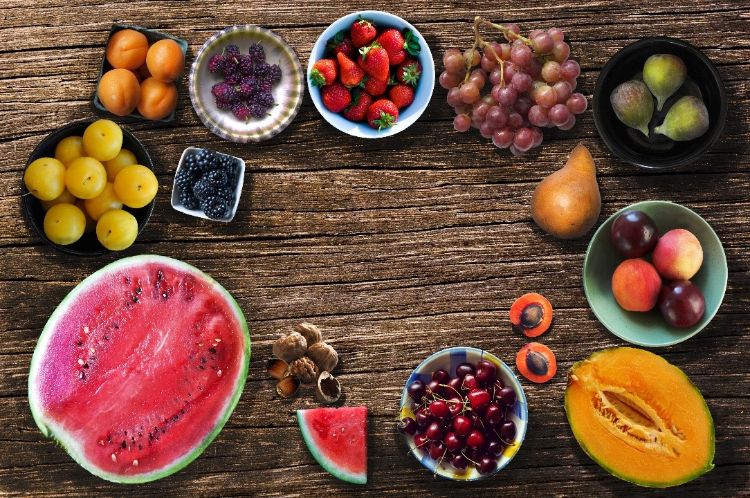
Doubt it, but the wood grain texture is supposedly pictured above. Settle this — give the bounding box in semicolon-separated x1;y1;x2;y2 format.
1;0;749;496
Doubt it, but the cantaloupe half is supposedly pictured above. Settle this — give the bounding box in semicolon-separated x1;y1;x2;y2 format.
565;347;714;488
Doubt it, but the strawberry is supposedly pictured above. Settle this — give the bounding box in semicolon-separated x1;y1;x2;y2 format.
366;99;399;130
327;30;355;58
389;84;414;109
363;76;388;97
351;19;377;48
377;28;407;66
358;44;390;82
343;89;373;122
396;59;422;87
321;83;352;113
337;52;364;88
310;59;337;87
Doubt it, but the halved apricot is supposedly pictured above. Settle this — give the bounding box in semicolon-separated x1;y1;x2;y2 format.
516;342;557;383
106;29;149;70
510;292;553;337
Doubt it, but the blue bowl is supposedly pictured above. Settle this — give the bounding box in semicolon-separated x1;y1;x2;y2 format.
399;347;528;481
307;10;435;138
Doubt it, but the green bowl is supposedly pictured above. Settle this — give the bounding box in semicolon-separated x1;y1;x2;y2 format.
583;200;727;347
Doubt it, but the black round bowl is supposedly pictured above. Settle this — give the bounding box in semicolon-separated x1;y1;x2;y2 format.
22;119;155;256
593;37;726;170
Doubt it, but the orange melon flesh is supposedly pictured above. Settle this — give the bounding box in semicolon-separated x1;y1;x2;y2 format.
565;347;714;488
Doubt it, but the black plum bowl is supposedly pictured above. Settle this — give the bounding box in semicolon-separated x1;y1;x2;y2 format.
22;119;155;256
593;37;726;170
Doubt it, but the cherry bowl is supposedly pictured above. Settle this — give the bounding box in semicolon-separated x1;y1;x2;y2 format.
399;346;528;481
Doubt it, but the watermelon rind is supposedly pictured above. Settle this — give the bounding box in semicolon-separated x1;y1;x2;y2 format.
28;255;251;484
297;409;367;485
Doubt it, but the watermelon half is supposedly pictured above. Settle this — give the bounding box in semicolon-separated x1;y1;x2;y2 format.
28;255;250;483
297;406;368;485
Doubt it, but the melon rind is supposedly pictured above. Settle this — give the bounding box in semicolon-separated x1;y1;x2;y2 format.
28;254;251;484
564;347;714;488
297;409;367;485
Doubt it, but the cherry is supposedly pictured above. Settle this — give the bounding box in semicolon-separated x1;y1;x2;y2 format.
456;362;475;379
429;400;450;419
500;421;516;442
415;407;432;428
443;431;465;452
429;440;447;460
447;377;463;395
478;456;497;474
485;402;504;425
453;415;473;436
498;386;516;407
475;359;497;386
467;429;486;449
408;379;426;402
414;433;429;448
464;446;486;462
427;379;445;398
451;453;468;469
447;397;463;417
398;417;417;435
487;439;505;457
462;374;480;391
467;388;491;412
426;421;443;441
432;368;451;384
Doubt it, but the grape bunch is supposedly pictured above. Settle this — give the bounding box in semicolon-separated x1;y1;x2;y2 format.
441;18;588;155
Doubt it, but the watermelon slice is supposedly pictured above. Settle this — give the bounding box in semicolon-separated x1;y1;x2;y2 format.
28;255;250;483
297;406;368;485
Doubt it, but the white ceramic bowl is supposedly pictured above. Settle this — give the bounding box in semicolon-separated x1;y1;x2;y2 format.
308;11;435;138
170;147;245;222
189;25;304;142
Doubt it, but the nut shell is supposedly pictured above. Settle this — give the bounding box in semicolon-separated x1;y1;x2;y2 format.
289;356;318;384
272;332;307;363
315;371;341;404
294;322;323;346
276;375;299;398
306;341;338;373
266;358;289;380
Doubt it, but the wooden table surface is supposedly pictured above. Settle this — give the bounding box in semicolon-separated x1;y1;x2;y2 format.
1;1;749;496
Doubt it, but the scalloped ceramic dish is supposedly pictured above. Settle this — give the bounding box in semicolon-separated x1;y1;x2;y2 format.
399;347;528;481
189;25;304;143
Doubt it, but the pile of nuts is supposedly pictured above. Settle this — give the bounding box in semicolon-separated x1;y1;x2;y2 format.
266;323;342;404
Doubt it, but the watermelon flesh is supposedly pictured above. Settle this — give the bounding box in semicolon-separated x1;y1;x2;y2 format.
28;255;250;483
297;406;368;485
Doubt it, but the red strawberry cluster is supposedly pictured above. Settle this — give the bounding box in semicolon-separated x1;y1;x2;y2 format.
311;18;422;130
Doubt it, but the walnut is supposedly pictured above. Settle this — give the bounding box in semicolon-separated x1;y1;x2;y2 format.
289;357;318;384
306;342;338;373
294;322;323;346
272;332;307;363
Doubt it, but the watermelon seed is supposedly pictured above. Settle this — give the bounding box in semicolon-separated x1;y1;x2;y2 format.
132;296;139;303
97;439;105;446
121;441;126;449
217;369;223;377
90;348;96;354
135;286;142;295
138;444;143;450
78;371;86;380
76;340;83;346
209;347;217;354
157;269;164;281
83;326;89;334
132;459;139;467
162;292;169;300
77;358;84;366
111;453;117;463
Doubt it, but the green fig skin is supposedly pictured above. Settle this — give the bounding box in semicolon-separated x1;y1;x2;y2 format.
654;96;709;141
610;80;654;137
643;54;687;111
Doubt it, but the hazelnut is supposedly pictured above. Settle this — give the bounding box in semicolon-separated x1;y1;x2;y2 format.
289;357;318;384
276;375;300;398
266;358;289;380
306;342;338;373
294;322;323;346
315;371;341;404
272;332;307;363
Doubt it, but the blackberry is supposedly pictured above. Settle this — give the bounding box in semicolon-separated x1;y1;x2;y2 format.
201;194;231;220
179;189;200;211
204;169;229;187
182;154;200;174
255;91;275;109
225;72;241;86
195;149;217;172
224;44;241;56
249;102;267;118
248;43;265;63
254;62;271;80
208;54;225;73
268;64;282;83
192;176;218;200
238;55;254;75
174;168;194;191
212;83;239;106
216;97;233;110
222;55;240;76
256;79;272;93
232;103;252;121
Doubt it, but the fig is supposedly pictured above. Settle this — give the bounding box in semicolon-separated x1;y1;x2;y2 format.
610;80;653;136
643;54;687;111
654;96;709;141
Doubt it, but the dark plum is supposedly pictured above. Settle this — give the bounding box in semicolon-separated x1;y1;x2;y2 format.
398;417;417;435
659;280;705;328
610;210;659;258
455;362;475;378
408;379;426;402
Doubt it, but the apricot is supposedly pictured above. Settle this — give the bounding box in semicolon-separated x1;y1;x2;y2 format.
106;29;149;70
146;39;184;83
98;68;141;116
137;77;178;120
516;342;557;383
510;293;553;338
611;258;662;312
652;229;703;281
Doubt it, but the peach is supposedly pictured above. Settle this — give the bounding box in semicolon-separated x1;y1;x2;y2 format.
652;229;703;280
611;258;662;312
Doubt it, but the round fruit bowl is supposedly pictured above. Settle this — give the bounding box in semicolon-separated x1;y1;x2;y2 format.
583;200;727;347
399;346;528;481
593;37;727;170
21;119;155;256
189;25;304;143
308;10;435;138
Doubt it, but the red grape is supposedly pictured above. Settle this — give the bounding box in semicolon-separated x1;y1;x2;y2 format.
513;127;534;152
497;86;518;106
527;58;542;79
439;71;461;89
514;96;532;115
492;127;514;148
507;111;523;128
446;87;463;107
547;27;565;42
553;81;572;103
510;43;532;67
528;105;549;127
479;121;495;139
469;68;487;89
481;54;497;72
511;72;533;93
504;23;521;41
464;48;481;66
541;61;562;83
534;85;557;108
473;101;492;121
503;61;518;81
558;114;576;130
443;49;465;73
552;41;570;62
560;59;581;80
489;68;503;85
548;103;571;127
453;113;471;132
532;33;554;53
566;93;588;114
486;106;508;128
459;82;481;104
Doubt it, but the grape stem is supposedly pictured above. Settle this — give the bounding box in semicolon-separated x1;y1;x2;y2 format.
474;16;533;46
467;16;533;86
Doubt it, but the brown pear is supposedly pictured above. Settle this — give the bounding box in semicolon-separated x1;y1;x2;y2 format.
531;144;601;239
